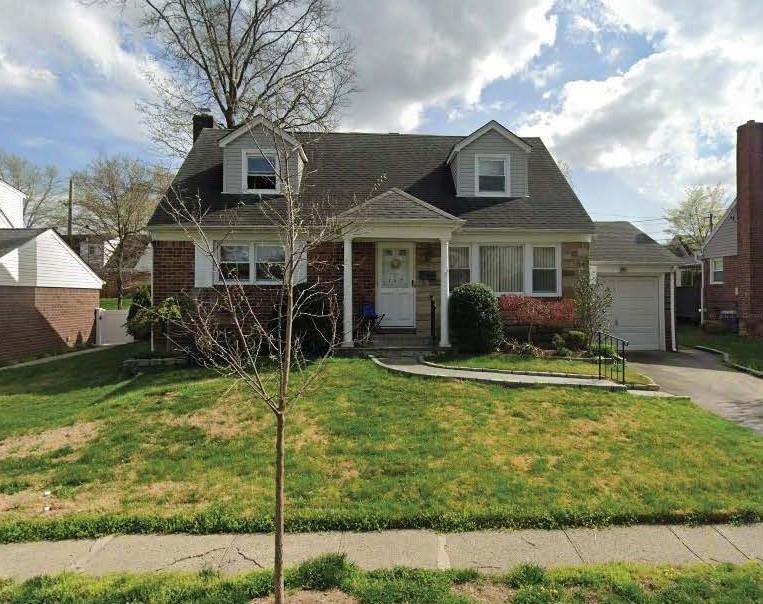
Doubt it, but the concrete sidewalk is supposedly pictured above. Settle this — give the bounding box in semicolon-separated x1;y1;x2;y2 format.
1;524;761;579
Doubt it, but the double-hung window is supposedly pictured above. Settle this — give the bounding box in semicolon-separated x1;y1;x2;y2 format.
244;150;278;193
710;258;724;284
475;155;509;195
216;242;285;284
480;245;523;294
531;246;558;294
448;246;470;290
218;243;251;282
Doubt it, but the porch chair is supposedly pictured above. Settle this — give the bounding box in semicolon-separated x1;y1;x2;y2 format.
354;302;385;345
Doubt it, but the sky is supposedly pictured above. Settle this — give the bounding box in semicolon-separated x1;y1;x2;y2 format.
1;0;760;240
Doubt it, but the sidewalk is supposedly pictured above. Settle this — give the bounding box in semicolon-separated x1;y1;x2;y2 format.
1;524;761;579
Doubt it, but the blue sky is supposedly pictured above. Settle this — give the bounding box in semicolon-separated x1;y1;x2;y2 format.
1;0;758;240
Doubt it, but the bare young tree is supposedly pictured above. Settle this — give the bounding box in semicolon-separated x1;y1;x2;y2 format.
664;184;729;252
156;124;376;603
75;155;173;308
574;272;614;351
128;0;355;156
0;148;62;227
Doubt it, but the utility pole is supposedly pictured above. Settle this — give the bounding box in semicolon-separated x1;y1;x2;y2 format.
67;177;73;246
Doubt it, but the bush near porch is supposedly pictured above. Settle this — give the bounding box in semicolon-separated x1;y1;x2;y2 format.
0;344;762;542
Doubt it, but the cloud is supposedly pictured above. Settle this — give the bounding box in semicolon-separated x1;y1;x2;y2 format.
518;0;763;204
523;62;562;88
0;51;56;93
337;0;557;131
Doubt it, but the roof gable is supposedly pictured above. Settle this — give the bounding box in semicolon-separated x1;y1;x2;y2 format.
339;188;464;222
701;199;737;255
217;115;308;162
446;120;531;163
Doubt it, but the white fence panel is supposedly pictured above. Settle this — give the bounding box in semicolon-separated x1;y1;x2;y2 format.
95;308;134;345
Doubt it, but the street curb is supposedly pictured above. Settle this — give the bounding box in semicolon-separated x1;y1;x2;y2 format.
694;346;763;379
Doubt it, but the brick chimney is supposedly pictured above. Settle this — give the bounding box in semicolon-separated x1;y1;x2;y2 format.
192;108;215;142
736;120;763;336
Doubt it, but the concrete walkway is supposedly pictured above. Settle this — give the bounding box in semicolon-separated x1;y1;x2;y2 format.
373;357;629;391
630;349;763;434
1;524;761;579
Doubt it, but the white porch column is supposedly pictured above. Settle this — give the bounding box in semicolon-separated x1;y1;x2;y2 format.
342;236;354;347
439;238;451;348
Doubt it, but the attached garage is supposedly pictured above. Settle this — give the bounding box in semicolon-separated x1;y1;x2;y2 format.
592;222;680;352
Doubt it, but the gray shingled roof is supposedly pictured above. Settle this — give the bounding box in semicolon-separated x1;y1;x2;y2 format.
591;222;682;265
149;128;594;232
340;188;462;222
0;228;47;257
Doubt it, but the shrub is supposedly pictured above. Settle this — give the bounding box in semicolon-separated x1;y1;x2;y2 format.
551;333;566;351
126;285;152;341
555;346;572;358
502;339;545;358
449;283;503;353
565;329;586;351
499;296;576;343
281;283;338;358
574;274;613;350
589;343;617;358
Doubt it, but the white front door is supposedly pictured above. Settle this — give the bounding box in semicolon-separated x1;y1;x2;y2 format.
377;243;416;327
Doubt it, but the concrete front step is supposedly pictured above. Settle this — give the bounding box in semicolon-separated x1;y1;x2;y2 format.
336;346;435;359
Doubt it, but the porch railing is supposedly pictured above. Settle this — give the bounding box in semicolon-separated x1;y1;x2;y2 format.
594;331;629;384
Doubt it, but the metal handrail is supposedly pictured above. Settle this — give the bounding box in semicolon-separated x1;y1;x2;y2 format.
595;331;629;384
430;295;437;348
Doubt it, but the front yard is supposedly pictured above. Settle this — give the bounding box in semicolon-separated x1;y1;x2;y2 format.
0;344;761;541
437;353;651;384
679;324;763;371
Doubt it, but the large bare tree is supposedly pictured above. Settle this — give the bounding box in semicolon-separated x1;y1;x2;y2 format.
157;125;374;603
128;0;355;156
75;155;172;308
664;184;729;252
0;148;62;227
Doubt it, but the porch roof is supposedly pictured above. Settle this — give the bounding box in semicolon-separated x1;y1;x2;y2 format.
337;188;465;224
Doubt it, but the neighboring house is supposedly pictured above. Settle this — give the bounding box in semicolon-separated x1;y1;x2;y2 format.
0;178;103;366
66;234;120;272
667;236;701;287
148;115;679;351
700;120;763;336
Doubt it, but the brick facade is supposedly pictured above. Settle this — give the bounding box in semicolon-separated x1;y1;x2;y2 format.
152;240;196;304
0;286;99;366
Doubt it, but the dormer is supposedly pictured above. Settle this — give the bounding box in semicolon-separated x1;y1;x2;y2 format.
447;120;531;198
0;178;25;228
217;115;307;196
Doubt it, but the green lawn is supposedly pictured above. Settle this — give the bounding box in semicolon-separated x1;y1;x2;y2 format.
680;324;763;371
0;344;761;542
98;297;132;310
437;352;651;385
1;556;761;603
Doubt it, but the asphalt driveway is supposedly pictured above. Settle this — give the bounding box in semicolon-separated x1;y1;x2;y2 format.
629;349;763;434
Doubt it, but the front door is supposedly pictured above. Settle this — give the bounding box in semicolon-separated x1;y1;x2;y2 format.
377;243;416;327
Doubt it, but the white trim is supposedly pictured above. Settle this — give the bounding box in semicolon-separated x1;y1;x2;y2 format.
439;238;450;348
709;257;724;284
47;229;105;287
474;154;510;197
375;241;416;328
0;178;26;198
658;275;666;352
446;120;531;164
241;148;281;194
342;236;353;347
218;115;308;162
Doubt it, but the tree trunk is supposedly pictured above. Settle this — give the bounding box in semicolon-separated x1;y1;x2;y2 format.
273;410;286;604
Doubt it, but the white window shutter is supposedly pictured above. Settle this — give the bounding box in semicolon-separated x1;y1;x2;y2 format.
194;242;214;288
293;241;308;284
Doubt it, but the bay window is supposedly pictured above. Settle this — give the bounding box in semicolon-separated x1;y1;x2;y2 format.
448;246;471;290
480;245;524;294
532;246;558;294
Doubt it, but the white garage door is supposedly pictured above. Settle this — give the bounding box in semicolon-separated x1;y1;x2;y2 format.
599;276;661;351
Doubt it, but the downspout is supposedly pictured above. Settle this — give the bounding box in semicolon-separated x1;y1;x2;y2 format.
698;252;705;326
670;269;677;352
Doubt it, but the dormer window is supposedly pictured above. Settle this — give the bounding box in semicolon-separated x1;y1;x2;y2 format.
243;149;279;193
475;154;509;196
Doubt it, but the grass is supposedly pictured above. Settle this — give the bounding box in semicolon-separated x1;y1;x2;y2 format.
437;352;652;384
98;297;132;310
1;555;762;603
0;344;762;542
679;324;763;371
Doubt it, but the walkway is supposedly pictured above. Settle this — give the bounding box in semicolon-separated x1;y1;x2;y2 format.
630;349;763;434
1;523;761;579
373;357;628;391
